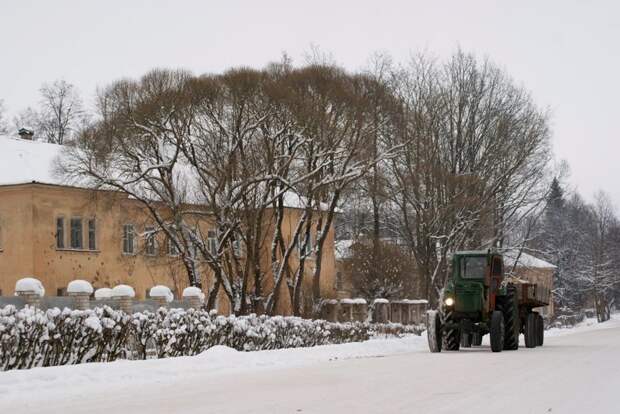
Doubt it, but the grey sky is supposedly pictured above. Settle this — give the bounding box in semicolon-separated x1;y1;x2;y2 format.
1;0;618;204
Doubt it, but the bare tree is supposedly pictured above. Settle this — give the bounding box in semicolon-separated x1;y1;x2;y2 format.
0;99;8;134
386;50;552;305
37;80;85;144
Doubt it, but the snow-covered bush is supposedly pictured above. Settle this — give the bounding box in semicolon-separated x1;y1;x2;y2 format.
0;305;404;371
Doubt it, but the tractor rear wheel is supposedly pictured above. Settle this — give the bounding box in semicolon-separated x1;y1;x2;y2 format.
472;332;483;346
442;310;460;351
525;312;538;348
536;313;544;347
426;310;442;353
498;286;520;350
490;310;505;352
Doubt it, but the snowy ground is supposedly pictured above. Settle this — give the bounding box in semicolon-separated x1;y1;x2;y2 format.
1;315;619;413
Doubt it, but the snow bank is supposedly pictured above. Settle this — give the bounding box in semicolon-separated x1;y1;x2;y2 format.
111;284;135;298
182;286;205;301
149;285;173;303
14;277;45;296
373;298;389;304
94;288;112;299
67;280;94;295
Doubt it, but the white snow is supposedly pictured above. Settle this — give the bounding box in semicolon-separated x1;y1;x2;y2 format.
182;286;205;301
340;298;367;305
0;314;618;414
398;299;428;305
503;250;557;269
66;280;94;295
149;285;173;302
373;298;389;304
94;288;112;300
83;316;102;333
0;135;63;186
335;239;354;260
111;284;135;298
14;277;45;296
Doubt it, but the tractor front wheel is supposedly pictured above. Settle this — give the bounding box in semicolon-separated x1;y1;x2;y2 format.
442;310;460;351
490;311;505;352
426;310;442;353
525;312;538;348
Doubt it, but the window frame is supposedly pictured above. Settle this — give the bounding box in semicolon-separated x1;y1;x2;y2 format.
56;216;65;249
70;217;83;250
207;230;218;256
87;218;97;251
144;226;157;256
122;223;136;255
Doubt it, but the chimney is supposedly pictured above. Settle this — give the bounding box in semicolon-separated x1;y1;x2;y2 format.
18;128;34;140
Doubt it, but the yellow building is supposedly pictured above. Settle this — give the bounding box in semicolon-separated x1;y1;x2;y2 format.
0;134;338;315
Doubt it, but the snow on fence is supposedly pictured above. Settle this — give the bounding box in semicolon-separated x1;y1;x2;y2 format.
0;305;373;371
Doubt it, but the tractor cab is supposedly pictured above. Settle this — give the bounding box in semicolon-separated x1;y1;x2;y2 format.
443;250;504;318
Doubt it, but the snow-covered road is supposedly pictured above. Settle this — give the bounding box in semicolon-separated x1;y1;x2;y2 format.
1;317;619;413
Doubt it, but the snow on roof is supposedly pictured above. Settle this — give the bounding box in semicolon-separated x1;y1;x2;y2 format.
0;135;63;186
335;239;354;260
503;250;557;270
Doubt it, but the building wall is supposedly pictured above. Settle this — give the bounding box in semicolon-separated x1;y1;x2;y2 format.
0;183;338;315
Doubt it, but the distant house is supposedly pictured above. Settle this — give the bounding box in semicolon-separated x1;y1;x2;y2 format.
0;133;339;315
504;250;556;317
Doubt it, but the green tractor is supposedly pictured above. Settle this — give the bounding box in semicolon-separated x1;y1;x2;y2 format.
427;250;549;353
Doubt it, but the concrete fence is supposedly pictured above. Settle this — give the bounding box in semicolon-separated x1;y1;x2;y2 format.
321;297;428;325
0;277;206;314
2;277;428;325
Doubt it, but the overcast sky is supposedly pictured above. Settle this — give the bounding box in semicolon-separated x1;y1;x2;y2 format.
1;0;618;204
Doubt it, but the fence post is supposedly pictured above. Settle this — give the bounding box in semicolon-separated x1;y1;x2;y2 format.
111;284;135;314
14;277;45;308
372;299;390;323
183;286;205;310
149;285;173;308
67;280;94;310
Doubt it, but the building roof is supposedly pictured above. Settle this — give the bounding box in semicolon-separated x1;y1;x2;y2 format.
0;135;63;186
0;135;338;212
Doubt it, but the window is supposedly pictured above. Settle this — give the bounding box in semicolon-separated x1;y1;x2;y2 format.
167;237;179;256
122;224;135;254
460;256;487;279
492;257;502;276
70;218;83;249
56;217;65;249
297;233;312;257
207;230;217;256
145;226;156;256
88;219;97;250
232;239;242;257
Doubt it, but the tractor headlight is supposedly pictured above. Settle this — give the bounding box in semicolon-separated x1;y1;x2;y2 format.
444;297;455;307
